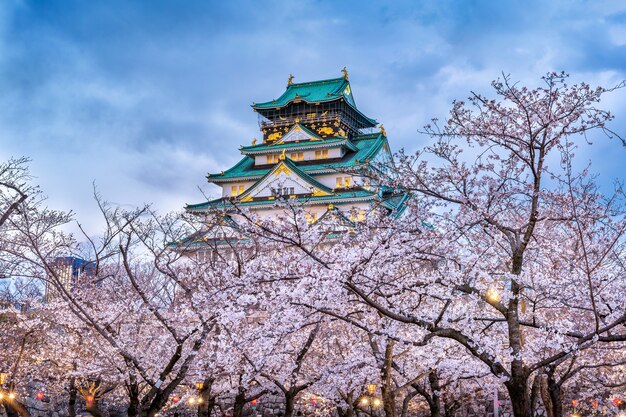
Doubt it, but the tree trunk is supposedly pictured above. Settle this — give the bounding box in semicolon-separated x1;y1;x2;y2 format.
233;390;246;417
284;392;296;417
198;377;215;417
127;381;140;417
505;376;532;417
400;390;417;417
547;375;563;417
68;378;77;417
427;372;442;417
539;376;554;417
381;341;396;417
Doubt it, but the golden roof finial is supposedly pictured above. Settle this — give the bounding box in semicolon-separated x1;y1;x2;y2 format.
279;149;286;161
379;124;387;136
341;66;349;80
328;204;334;210
252;137;257;146
287;74;294;86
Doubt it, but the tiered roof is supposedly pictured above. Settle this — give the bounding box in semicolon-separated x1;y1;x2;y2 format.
185;72;408;219
206;133;388;183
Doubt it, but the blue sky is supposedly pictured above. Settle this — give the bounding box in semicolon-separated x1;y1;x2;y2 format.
0;0;625;230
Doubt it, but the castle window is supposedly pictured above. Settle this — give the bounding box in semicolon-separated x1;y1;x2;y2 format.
335;177;351;188
290;152;304;161
231;185;245;196
314;149;329;159
267;154;280;164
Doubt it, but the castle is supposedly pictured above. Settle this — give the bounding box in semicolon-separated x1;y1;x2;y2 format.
182;69;408;251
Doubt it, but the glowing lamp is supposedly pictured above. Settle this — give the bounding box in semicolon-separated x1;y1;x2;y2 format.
9;392;16;400
592;400;599;408
195;382;204;390
373;398;382;407
37;391;44;401
360;397;370;406
311;397;317;406
251;399;258;406
86;394;94;405
172;395;180;404
188;397;196;405
571;400;578;407
198;398;204;404
366;384;377;396
613;398;623;407
0;392;4;399
486;287;500;302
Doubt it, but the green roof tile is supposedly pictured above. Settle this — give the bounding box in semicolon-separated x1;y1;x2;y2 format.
252;77;376;126
186;189;379;212
253;77;350;109
207;133;388;183
240;137;356;155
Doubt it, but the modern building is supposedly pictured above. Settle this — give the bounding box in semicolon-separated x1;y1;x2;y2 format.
45;256;95;301
181;69;409;252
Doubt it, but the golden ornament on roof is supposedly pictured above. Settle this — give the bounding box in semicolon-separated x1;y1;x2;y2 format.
252;138;257;145
341;66;349;80
379;124;387;136
279;149;286;160
287;74;294;86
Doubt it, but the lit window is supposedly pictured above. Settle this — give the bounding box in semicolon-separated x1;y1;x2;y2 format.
290;152;304;161
335;177;351;188
314;149;329;159
231;185;245;196
267;154;280;164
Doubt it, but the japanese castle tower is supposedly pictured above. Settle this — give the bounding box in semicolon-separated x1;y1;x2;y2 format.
184;69;408;246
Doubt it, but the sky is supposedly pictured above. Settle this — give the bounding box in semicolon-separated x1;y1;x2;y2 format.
0;0;625;232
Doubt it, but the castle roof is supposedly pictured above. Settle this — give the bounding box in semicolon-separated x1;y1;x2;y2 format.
252;77;377;127
206;133;388;183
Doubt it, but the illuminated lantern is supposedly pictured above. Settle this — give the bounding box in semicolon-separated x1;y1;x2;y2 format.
251;399;258;406
86;395;94;405
592;400;599;408
36;391;44;401
613;398;623;407
195;382;204;390
311;397;317;406
172;395;180;404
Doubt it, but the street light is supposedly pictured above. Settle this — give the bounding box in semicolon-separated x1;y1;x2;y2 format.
361;384;382;417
